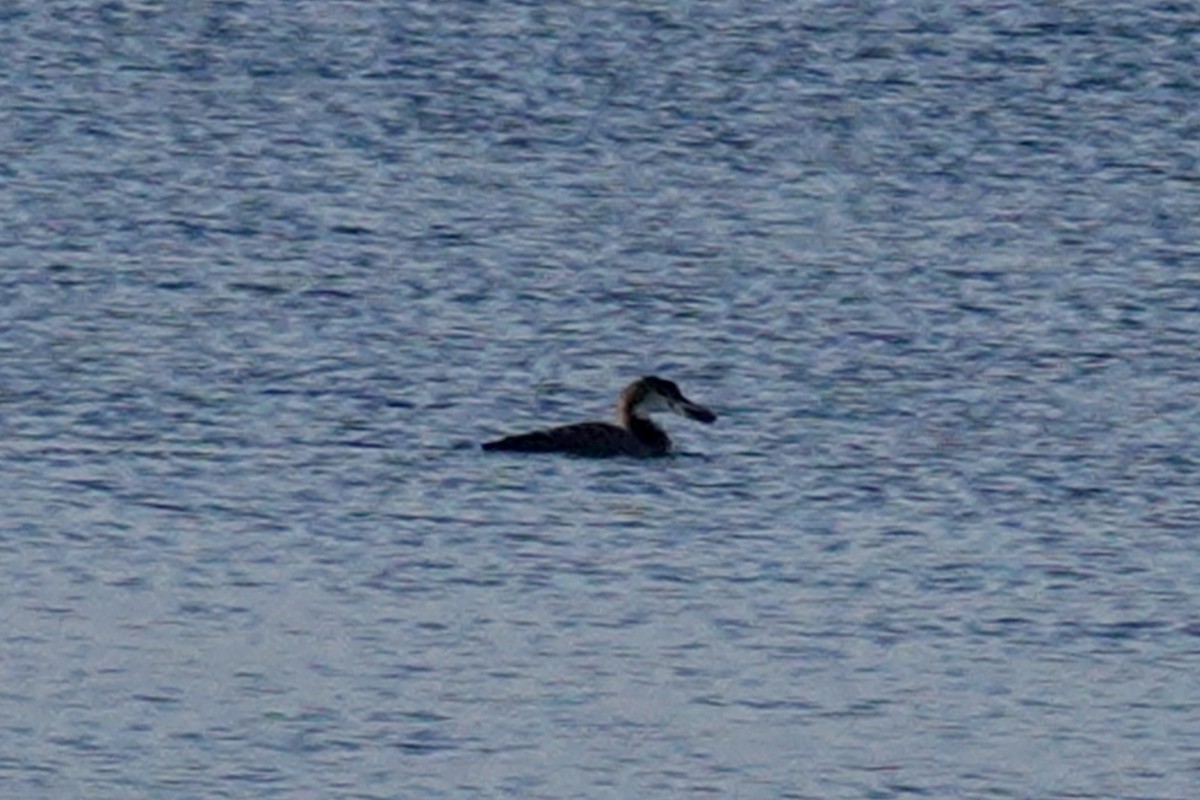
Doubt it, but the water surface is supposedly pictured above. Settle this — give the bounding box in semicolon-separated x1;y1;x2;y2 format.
3;2;1199;798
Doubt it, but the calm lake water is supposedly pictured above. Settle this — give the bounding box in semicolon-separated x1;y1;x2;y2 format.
3;2;1199;798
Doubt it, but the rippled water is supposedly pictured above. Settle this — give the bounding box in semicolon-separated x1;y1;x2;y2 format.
3;2;1200;798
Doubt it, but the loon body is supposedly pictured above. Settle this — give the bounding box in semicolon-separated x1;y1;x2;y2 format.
482;376;716;457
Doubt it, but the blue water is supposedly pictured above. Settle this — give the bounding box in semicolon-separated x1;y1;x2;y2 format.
3;2;1199;798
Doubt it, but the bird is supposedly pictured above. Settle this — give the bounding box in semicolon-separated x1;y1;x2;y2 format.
481;376;716;457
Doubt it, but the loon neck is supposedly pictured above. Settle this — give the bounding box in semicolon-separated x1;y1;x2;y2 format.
622;412;670;453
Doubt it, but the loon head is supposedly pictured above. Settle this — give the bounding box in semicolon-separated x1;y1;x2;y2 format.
620;376;717;425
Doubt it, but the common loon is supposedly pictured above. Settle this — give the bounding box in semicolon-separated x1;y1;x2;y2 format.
482;376;717;457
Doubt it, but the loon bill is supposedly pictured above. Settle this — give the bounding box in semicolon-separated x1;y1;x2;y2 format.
482;376;717;457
